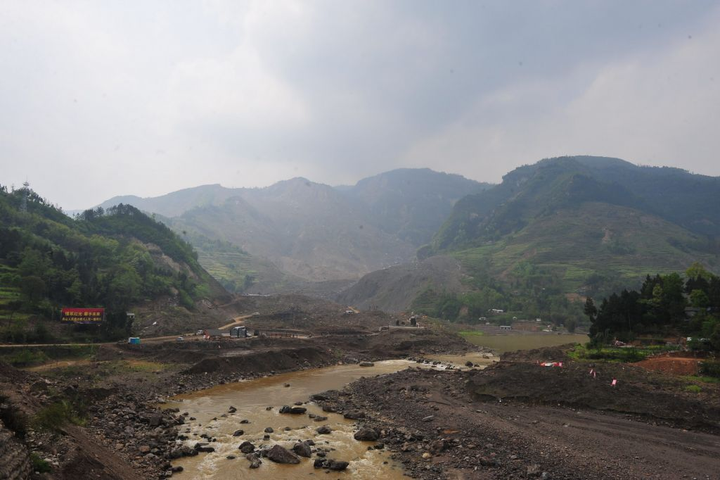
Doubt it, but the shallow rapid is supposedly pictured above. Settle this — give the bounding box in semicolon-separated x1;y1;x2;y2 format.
165;355;494;479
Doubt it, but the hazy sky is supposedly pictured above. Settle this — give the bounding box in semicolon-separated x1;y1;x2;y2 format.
2;1;719;210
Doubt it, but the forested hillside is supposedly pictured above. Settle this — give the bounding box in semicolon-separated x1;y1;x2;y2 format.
0;184;228;341
339;157;720;325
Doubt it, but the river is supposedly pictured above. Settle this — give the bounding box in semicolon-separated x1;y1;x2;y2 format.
166;353;494;479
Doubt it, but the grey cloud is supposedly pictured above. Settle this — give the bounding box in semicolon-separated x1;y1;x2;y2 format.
0;0;718;209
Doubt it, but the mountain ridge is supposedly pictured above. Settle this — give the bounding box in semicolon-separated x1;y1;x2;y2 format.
95;168;489;291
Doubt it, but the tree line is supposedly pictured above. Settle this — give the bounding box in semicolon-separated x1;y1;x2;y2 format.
585;263;720;350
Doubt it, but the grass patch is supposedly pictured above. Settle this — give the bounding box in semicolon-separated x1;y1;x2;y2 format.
30;453;52;473
1;349;49;367
0;345;98;367
682;375;720;384
569;344;646;363
458;331;485;337
569;343;683;363
32;401;86;432
685;385;702;393
107;360;172;374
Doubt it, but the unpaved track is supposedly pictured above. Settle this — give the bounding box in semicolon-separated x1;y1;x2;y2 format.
0;313;258;348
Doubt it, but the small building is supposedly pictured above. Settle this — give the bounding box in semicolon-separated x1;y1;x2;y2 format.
499;325;512;331
231;326;248;338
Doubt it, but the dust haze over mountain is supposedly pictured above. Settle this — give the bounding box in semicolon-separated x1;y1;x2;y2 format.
2;1;720;211
97;168;490;292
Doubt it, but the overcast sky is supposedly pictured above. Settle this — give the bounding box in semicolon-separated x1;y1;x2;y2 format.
2;1;719;210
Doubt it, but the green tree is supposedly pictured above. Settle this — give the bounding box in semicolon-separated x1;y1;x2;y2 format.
20;275;46;307
107;266;142;308
18;248;50;277
565;317;578;333
686;262;712;281
583;297;597;322
690;289;711;309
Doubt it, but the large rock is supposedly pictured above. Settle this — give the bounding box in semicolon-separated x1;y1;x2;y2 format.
327;460;350;471
279;405;307;414
354;427;379;441
266;445;300;464
292;442;312;458
316;425;332;435
238;441;255;454
343;411;365;420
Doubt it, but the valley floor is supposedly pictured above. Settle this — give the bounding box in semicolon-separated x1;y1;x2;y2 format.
314;357;720;479
1;329;719;480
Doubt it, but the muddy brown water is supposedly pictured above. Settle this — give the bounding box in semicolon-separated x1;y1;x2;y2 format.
165;355;495;479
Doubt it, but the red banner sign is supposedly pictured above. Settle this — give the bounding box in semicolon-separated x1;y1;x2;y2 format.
61;308;105;324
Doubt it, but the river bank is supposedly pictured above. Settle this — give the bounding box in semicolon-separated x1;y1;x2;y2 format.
0;326;479;479
311;348;720;479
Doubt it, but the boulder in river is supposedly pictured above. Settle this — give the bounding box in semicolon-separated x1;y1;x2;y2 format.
327;460;350;471
232;429;244;437
266;445;300;464
194;444;215;453
359;362;374;367
316;425;332;434
354;427;379;441
292;442;312;458
238;441;255;454
279;405;307;414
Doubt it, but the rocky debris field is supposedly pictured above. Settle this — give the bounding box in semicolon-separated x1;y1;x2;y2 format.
311;360;720;480
0;325;474;479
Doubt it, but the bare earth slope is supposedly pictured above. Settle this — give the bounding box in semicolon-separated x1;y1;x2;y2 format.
336;255;469;312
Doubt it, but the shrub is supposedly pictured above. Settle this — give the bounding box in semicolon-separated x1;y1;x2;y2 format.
30;453;51;473
699;361;720;378
4;349;48;367
32;401;85;432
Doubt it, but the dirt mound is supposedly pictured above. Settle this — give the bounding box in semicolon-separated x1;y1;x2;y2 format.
183;346;334;375
500;345;571;362
636;355;701;376
365;328;473;357
0;360;31;384
468;362;720;432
